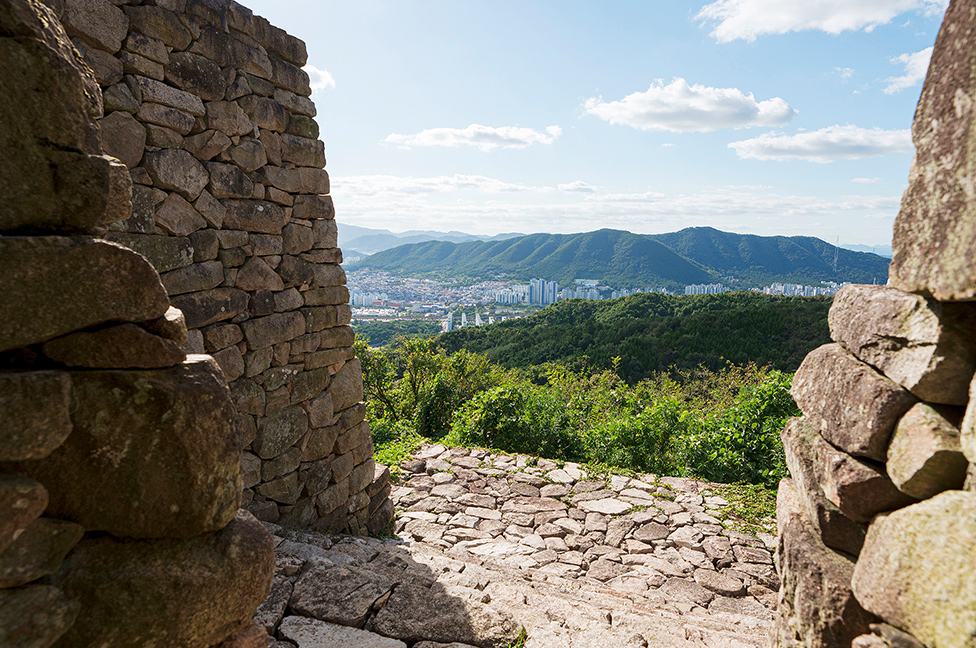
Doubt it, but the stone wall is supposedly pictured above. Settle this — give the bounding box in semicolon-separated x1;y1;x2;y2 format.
46;0;391;534
772;1;976;646
0;1;273;645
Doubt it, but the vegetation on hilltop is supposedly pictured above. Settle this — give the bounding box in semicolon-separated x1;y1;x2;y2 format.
437;292;831;383
354;320;441;347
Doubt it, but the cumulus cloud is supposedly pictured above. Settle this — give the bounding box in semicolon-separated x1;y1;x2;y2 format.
337;174;548;196
559;181;597;193
836;67;855;80
852;177;881;184
304;64;336;90
696;0;948;42
384;124;562;152
883;47;933;94
729;125;912;163
583;78;795;132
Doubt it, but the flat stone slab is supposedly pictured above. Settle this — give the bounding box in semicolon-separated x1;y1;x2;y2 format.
577;498;633;515
279;616;406;648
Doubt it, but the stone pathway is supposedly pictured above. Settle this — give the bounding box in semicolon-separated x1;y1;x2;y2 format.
255;444;779;648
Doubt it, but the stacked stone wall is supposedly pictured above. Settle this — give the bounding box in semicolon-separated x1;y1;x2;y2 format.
0;1;273;645
772;1;976;645
47;0;391;534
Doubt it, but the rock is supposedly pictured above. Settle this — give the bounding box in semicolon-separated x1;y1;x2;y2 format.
123;4;191;50
887;403;968;499
154;192;207;236
207;100;253;137
161;259;224;295
106;232;194;272
41;322;186;368
165;51;224;101
792;344;917;461
170;287;248;329
51;510;274;647
0;473;48;553
829;284;976;405
289;562;394;627
254;574;292;633
143;148;210;200
889;0;976;300
578;498;633;515
141;305;189;346
61;0;129;53
213;621;268;648
781;418;868;556
367;582;520;648
0;371;73;461
229;139;269;173
0;517;83;588
660;578;715;607
236;257;285;291
1;357;241;538
279;616;407;648
137;101;196;134
238;95;288;131
962;377;976;464
331;358;365;411
222;200;288;234
254;405;309;460
186;129;233;161
242;312;306;350
208;161;256;199
98;110;146;168
774;479;876;648
852;491;976;648
0;585;80;648
709;595;771;619
695;569;746;597
586;557;631;582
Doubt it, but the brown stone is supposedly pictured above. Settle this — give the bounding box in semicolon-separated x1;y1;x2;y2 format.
103;81;140;113
98;110;146;168
0;585;79;648
275;88;316;117
229;139;269;173
254;405;309;460
0;237;169;352
155;192;207;235
143;148;210;200
1;357;241;538
287;113;319;139
73;38;123;85
62;0;128;53
852;492;976;648
165;51;224;101
241;312;305;350
207;100;253;137
161;259;224;295
774;478;876;648
0;517;83;588
238;95;288;131
314;264;347;289
296;194;335;221
170;287;248;328
125;31;168;64
195;188;227;227
280;133;325;168
208;161;256;199
42;322;185;369
145;123;184;148
223;200;288;234
792;344;916;462
51;510;273;647
141;305;188;345
186;129;233;161
261;167;305;195
120;50;164;80
305;286;350;307
290;562;394;628
106;232;193;272
213;345;245;383
137;101;196;134
130;74;205;116
0;370;73;462
889;0;976;300
887;403;967;499
236;257;285;292
252;15;308;67
829;284;976;405
123;4;192;50
330;358;364;411
0;473;48;553
213;621;269;648
300;167;330;194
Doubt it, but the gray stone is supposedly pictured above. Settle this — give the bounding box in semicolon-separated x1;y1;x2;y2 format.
889;0;976;300
242;312;306;350
73;37;123;85
775;478;876;648
280;133;325;168
161;259;223;295
236;257;284;292
0;473;48;553
208;161;255;199
853;491;976;648
143;148;210;200
170;287;248;328
137;101;195;134
253;574;292;633
62;0;128;52
207;100;253;137
106;232;193;272
238;95;287;131
165;51;224;101
792;343;916;462
331;358;364;411
0;357;241;538
0;371;72;462
887;403;968;499
0;517;83;588
289;562;394;627
279;617;406;648
0;585;79;648
254;405;309;460
0;237;169;352
660;578;715;607
186;129;233;161
633;521;669;542
694;568;745;596
123;4;192;50
829;284;976;405
223;200;288;234
99;110;146;168
51;510;273;647
229;140;268;173
41;322;185;368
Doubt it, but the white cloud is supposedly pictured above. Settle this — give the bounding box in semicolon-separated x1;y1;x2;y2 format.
836;67;855;80
559;181;597;193
696;0;948;43
583;78;795;132
852;177;881;184
304;64;335;90
384;124;562;152
338;174;548;196
729;125;913;162
883;47;933;94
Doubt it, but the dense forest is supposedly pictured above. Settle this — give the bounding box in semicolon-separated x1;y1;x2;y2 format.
353;320;442;347
437;292;832;383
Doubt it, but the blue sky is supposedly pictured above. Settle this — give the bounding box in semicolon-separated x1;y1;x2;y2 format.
244;0;947;246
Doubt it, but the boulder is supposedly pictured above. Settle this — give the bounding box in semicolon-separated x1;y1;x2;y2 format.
61;0;129;53
253;405;309;460
792;344;916;462
887;403;968;499
0;517;83;588
41;322;186;369
143;148;210;200
98;110;147;168
50;510;274;647
0;473;48;554
852;491;976;648
170;287;248;328
1;357;242;538
829;284;976;405
889;0;976;300
0;237;169;352
0;371;73;461
0;585;80;648
279;617;406;648
774;479;877;648
289;562;394;628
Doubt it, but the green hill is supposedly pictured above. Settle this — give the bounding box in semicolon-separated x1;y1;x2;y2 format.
436;292;831;382
349;227;890;289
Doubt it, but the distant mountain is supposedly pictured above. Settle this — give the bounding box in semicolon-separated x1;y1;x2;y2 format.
841;243;893;258
349;227;891;289
337;222;524;255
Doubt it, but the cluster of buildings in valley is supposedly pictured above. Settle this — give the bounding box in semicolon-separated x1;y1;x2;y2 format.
684;281;847;297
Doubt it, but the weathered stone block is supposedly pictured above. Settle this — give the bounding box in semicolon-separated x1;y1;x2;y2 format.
330;358;364;411
280;133;325;168
253;405;309;460
0;517;83;588
290;562;393;628
242;312;306;349
829;284;976;405
280;617;405;648
0;370;72;462
208;161;255;199
106;232;193;272
792;344;916;462
1;357;241;538
42;322;185;369
213;345;245;382
99;110;146;168
781;418;867;557
303;286;348;307
144;148;209;200
257;472;301;505
161;259;224;295
853;491;976;648
0;237;169;352
207;100;253;137
123;4;192;50
773;478;877;648
186;129;233;162
223;199;288;234
73;38;123;85
236;257;285;292
165;51;224;101
0;473;48;553
229;139;268;173
137;101;196;133
154;192;206;238
0;585;79;648
887;403;967;499
275;87;316;117
313;263;346;288
51;510;274;647
238;95;287;131
296;194;334;221
170;287;248;328
252;15;308;67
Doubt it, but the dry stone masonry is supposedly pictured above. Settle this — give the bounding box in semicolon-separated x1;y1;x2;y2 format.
773;1;976;645
0;1;273;645
47;0;392;535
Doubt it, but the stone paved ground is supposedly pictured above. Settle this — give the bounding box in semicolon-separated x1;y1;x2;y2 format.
256;444;779;648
